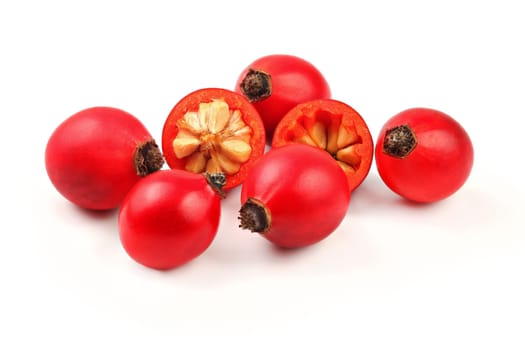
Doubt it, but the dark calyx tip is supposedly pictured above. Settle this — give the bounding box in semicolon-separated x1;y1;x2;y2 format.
383;124;417;158
205;172;226;199
238;198;270;233
239;69;272;102
135;140;165;176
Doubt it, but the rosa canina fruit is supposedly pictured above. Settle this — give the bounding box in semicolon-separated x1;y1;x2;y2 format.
162;88;265;190
235;54;331;139
375;107;474;203
272;99;373;192
45;106;164;210
118;170;223;270
238;144;350;248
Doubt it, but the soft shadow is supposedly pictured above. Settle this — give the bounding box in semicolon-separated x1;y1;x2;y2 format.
348;173;397;213
72;205;119;220
50;201;120;235
349;172;442;214
263;239;327;266
267;240;319;256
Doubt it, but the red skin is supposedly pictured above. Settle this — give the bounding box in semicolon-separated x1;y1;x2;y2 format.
375;108;474;203
240;144;350;248
45;107;160;210
235;54;331;138
118;170;221;270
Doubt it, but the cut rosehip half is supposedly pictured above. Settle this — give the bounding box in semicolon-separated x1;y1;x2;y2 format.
272;99;374;192
162;88;266;190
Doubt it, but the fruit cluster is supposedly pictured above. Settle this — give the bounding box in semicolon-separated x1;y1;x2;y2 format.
45;54;474;270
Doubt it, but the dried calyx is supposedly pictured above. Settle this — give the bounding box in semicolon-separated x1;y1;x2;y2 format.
204;172;226;199
288;112;363;174
239;69;272;102
238;198;271;233
383;124;417;158
134;140;165;176
171;99;253;176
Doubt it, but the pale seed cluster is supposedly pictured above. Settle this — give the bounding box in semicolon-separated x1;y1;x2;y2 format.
171;99;253;175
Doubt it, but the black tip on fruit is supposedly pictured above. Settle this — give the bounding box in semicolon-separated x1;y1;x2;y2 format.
238;198;271;233
205;172;226;199
239;69;272;102
383;124;417;158
135;140;165;176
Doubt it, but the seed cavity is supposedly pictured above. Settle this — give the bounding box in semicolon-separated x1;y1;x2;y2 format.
383;124;417;158
172;99;253;175
287;112;363;172
336;145;361;166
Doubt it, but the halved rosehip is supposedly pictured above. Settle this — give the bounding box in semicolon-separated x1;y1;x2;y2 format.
162;88;266;190
272;99;373;192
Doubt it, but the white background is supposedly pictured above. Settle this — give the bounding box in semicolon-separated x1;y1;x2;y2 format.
2;0;524;349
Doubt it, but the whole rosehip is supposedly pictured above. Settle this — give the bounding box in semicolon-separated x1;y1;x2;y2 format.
45;106;164;210
235;54;331;139
239;144;350;248
375;107;474;203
